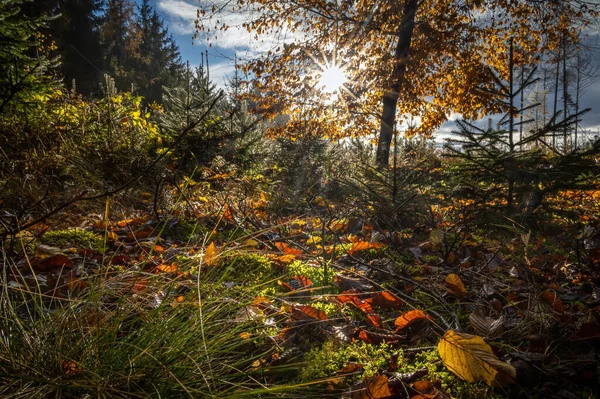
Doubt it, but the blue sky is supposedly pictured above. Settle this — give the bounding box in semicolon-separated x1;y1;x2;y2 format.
148;0;600;138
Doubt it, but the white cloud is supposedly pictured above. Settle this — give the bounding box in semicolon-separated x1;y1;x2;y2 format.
158;0;305;58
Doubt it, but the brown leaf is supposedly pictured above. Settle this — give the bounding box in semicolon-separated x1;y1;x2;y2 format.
40;254;73;270
291;305;328;321
445;273;467;298
540;290;564;313
469;310;505;338
351;375;392;399
357;329;402;345
395;310;431;331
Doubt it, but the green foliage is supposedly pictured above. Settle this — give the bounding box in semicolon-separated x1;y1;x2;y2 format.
0;0;59;114
0;86;160;232
0;271;304;398
301;340;395;381
218;252;274;285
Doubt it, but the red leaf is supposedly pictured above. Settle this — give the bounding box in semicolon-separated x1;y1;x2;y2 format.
394;310;431;331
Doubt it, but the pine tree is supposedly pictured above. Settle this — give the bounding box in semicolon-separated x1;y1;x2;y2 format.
445;39;594;217
21;0;105;95
131;0;183;103
101;0;135;92
0;0;59;114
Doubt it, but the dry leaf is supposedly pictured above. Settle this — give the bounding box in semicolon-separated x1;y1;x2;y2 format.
438;330;516;386
394;310;431;331
469;310;505;338
445;273;467;298
204;242;219;266
369;291;404;309
351;375;392;399
540;290;564;313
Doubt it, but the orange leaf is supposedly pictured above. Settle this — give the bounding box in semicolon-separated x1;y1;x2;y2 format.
275;242;303;255
348;241;384;255
204;242;219;266
369;291;404;309
394;310;431;331
540;290;564;313
156;263;177;273
445;273;467;298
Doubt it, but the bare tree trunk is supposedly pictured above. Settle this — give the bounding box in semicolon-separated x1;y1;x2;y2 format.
553;46;560;151
575;52;580;150
562;35;569;152
376;0;419;168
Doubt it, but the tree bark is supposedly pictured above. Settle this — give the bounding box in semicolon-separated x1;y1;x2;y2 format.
375;0;419;168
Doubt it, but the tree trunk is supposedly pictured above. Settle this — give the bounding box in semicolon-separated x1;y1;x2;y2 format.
375;0;419;168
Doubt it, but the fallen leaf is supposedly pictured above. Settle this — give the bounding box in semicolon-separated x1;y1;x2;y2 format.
204;242;219;266
540;290;564;313
469;310;505;338
445;273;467;298
348;241;384;255
351;375;391;399
306;236;322;245
438;330;516;386
40;254;73;270
279;275;313;291
357;329;402;345
291;305;328;321
156;263;177;273
394;310;431;331
369;291;404;309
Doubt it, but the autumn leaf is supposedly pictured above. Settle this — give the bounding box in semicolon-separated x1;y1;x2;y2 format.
204;242;219;266
357;329;402;345
438;330;516;386
39;254;73;270
348;241;384;255
369;291;404;309
351;375;392;399
445;273;467;298
394;310;431;331
291;305;328;321
540;290;564;313
274;242;303;255
278;275;313;291
156;263;177;273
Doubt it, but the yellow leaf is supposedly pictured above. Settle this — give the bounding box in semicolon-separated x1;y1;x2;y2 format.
438;330;516;387
445;273;467;298
204;242;219;266
306;236;322;245
240;331;251;340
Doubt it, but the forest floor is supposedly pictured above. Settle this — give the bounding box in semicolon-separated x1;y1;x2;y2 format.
2;166;600;399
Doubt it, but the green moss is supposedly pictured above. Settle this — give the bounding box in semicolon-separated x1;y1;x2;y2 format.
310;301;339;317
42;229;105;251
301;340;396;381
286;260;326;286
218;252;274;285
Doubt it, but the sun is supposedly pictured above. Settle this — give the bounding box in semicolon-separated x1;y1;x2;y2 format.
318;65;347;94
